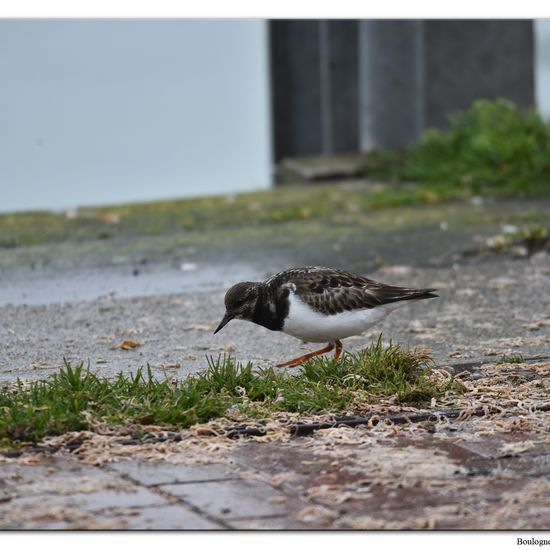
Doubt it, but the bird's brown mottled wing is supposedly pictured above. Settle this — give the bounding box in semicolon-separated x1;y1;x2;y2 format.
265;266;437;315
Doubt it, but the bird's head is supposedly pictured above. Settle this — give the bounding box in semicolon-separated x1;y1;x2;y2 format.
214;282;261;334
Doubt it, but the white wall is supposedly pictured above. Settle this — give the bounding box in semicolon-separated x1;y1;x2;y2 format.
536;20;550;120
0;20;271;213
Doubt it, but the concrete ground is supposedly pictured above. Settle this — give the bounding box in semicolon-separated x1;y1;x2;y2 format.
0;193;549;529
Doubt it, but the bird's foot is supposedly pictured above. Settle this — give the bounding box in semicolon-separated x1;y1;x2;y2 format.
275;341;340;368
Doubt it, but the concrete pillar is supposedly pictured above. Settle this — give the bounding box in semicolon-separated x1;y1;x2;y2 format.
269;20;359;161
358;20;424;150
270;20;323;160
323;20;359;154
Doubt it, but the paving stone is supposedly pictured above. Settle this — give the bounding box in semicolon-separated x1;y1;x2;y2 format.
102;504;223;530
22;516;130;530
227;516;310;530
452;433;546;459
390;433;550;478
232;441;330;491
1;461;76;489
159;479;290;520
511;453;550;477
74;485;167;509
3;461;132;498
30;511;170;530
107;460;238;486
0;485;166;521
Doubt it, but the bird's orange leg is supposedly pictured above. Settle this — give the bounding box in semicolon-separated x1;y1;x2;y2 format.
334;339;343;361
276;342;336;368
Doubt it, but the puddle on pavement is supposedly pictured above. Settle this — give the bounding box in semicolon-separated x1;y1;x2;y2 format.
0;262;267;307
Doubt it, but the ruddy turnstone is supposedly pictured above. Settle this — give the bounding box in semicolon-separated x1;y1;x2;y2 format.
214;266;438;367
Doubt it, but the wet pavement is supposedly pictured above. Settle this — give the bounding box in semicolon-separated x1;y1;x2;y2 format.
1;410;548;529
1;253;549;382
0;194;549;529
1;197;550;382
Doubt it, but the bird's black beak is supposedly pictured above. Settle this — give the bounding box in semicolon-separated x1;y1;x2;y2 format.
214;312;234;334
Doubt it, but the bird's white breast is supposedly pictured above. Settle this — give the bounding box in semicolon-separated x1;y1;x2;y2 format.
282;292;404;343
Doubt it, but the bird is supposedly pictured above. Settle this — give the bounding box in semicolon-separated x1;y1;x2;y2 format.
214;266;438;368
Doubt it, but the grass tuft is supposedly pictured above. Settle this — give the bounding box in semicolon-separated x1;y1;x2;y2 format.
364;98;550;199
0;340;459;447
497;354;525;364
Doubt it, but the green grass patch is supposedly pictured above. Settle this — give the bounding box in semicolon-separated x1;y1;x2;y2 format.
0;339;459;448
363;98;550;199
497;354;525;364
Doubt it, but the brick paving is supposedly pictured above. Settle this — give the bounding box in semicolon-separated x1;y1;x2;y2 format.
1;406;549;530
0;454;300;529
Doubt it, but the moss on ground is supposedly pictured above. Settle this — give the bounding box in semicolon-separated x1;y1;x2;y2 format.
0;183;466;248
1;185;549;254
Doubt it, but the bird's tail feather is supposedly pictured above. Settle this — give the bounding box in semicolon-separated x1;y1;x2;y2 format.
377;287;439;304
